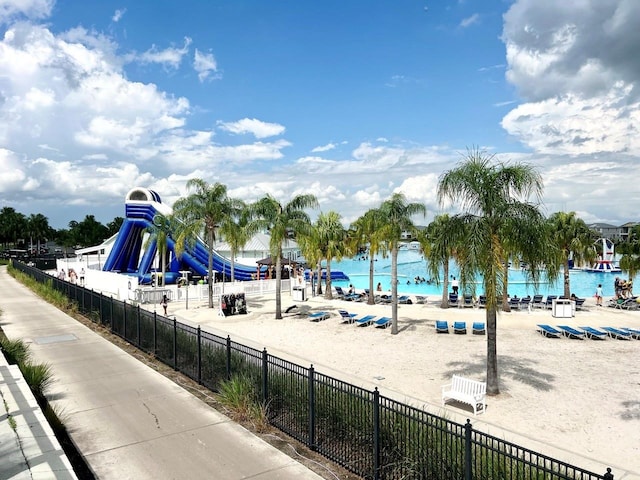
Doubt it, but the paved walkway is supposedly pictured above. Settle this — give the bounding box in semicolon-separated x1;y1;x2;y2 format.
0;266;325;480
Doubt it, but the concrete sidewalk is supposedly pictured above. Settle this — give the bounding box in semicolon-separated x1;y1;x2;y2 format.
0;266;326;480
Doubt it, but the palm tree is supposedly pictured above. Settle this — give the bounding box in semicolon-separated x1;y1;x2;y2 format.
349;208;388;305
217;202;257;282
26;213;51;253
437;148;552;395
144;213;175;287
173;179;242;308
378;193;426;334
253;193;319;319
547;211;595;298
619;224;640;278
315;211;347;300
297;222;324;296
422;214;467;308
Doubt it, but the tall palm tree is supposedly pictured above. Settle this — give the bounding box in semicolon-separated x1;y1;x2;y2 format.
253;193;319;319
315;211;347;300
378;193;426;334
297;222;324;296
173;179;242;308
144;213;175;287
437;148;552;395
217;202;257;282
619;224;640;278
26;213;51;253
349;208;388;305
547;211;595;298
422;214;467;308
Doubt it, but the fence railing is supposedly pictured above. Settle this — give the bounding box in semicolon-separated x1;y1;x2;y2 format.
12;261;613;480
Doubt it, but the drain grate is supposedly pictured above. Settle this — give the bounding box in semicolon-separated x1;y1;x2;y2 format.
33;334;78;345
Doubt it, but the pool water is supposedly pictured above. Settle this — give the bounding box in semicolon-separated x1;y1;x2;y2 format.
329;250;636;299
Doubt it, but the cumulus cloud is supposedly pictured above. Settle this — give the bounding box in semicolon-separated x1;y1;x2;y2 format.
0;0;53;23
193;48;218;81
133;37;192;69
218;118;286;139
501;0;640;156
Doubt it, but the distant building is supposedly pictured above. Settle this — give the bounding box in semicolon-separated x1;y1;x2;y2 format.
588;222;621;240
213;232;301;266
619;222;639;242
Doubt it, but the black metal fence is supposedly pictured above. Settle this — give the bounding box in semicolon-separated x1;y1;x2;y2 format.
12;261;612;480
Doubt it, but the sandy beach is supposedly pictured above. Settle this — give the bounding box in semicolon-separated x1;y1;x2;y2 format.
163;288;640;479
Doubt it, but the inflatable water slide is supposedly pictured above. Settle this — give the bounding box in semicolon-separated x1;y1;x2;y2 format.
102;187;258;284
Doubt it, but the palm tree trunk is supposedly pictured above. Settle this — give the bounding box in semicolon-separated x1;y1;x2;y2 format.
368;255;375;305
207;230;214;309
325;260;333;299
563;259;571;298
230;248;236;282
486;307;499;395
502;261;510;312
441;261;450;308
275;253;282;319
315;263;323;295
391;244;399;335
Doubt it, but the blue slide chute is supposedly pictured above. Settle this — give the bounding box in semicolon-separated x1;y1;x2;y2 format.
102;188;259;283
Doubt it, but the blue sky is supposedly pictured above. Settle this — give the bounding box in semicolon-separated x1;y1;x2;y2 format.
1;0;639;229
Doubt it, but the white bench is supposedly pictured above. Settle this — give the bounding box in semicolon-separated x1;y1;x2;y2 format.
441;375;486;415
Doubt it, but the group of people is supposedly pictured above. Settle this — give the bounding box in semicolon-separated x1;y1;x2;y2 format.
57;267;85;286
614;277;634;299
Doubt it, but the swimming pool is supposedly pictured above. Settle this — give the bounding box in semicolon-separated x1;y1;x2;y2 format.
330;250;636;299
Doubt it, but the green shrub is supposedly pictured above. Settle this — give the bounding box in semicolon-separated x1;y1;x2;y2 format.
0;337;32;365
20;361;54;399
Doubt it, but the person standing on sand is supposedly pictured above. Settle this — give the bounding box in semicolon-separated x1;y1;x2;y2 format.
595;284;603;306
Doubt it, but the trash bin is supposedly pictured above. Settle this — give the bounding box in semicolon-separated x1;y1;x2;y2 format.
292;286;306;302
552;298;574;318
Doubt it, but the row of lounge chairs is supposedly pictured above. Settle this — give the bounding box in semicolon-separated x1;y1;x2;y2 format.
447;293;587;310
537;324;640;340
308;309;393;328
435;320;486;335
334;287;429;305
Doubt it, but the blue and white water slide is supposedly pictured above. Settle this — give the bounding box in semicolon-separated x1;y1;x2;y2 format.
102;187;259;283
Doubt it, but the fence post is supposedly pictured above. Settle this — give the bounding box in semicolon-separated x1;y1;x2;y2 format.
136;305;141;347
373;387;380;480
197;326;202;385
110;296;114;333
465;419;472;480
261;348;268;403
226;336;232;381
123;300;127;339
173;317;177;370
308;365;316;451
153;310;157;356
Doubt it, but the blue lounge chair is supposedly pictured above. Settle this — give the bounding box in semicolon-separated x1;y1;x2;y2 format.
309;311;330;322
453;321;467;334
574;297;586;310
537;324;562;338
520;296;531;309
531;294;544;309
601;326;632;340
338;310;357;323
374;317;392;329
544;295;558;309
462;295;475;308
477;295;487;308
622;327;640;339
509;297;521;310
415;295;428;304
398;295;412;304
472;322;486;335
448;293;459;308
354;315;376;327
557;325;585;340
580;326;608;340
435;320;449;333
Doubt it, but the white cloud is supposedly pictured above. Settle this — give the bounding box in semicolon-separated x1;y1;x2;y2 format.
218;118;286;139
460;13;480;28
133;37;192;69
0;0;53;23
501;0;640;157
193;48;218;82
112;8;126;23
311;142;336;153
